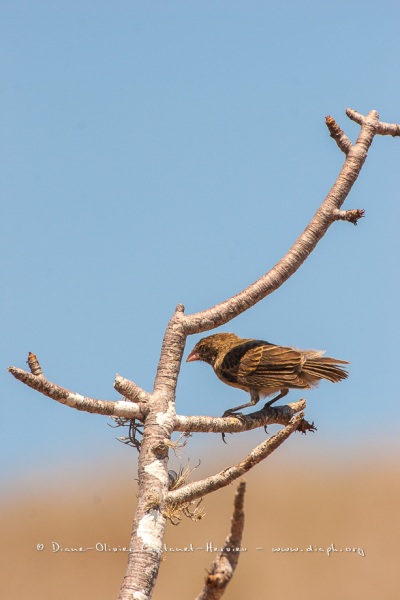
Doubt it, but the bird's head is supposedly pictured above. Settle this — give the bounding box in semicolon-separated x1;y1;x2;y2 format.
186;333;240;367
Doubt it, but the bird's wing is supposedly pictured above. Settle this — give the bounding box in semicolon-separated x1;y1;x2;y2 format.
219;341;310;390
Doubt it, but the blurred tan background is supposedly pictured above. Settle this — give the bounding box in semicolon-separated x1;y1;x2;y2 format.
2;436;399;600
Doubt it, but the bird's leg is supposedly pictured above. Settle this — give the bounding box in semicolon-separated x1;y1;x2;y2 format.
222;389;260;418
262;388;289;409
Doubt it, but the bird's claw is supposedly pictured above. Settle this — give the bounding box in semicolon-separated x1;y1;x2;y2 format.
221;411;246;443
222;410;245;420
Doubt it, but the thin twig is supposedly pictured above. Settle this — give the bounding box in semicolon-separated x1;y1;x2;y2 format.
333;208;365;225
26;352;43;376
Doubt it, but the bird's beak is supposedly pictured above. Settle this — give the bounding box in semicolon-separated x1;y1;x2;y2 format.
186;351;200;362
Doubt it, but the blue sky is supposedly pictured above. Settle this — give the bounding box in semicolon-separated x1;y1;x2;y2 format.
2;1;399;487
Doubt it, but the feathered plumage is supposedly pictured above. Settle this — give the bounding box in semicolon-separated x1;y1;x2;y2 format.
186;332;349;416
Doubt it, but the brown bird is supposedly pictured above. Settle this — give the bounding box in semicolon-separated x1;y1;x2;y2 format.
186;333;349;417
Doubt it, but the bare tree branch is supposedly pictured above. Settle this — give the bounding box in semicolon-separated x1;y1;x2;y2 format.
375;119;400;136
175;400;312;434
179;109;380;335
333;208;365;225
167;413;303;506
8;364;144;418
346;108;400;137
114;373;150;404
195;482;246;600
116;315;184;599
325;115;352;153
345;108;365;125
27;352;43;376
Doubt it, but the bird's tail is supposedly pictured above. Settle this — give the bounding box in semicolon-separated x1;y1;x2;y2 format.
303;352;349;383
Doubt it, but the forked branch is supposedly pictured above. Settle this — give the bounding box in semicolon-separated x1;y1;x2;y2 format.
178;109;384;336
8;361;145;419
167;413;303;507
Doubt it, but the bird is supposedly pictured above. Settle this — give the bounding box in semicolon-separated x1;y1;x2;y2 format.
186;332;349;417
